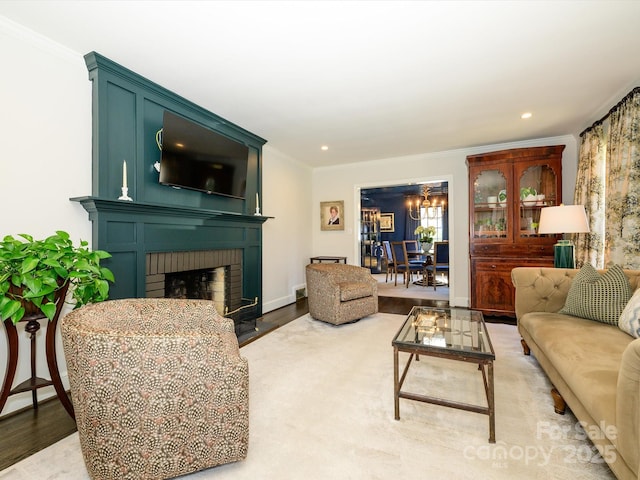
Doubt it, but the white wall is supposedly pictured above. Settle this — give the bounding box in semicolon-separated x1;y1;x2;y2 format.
1;20;92;238
0;17;92;416
312;136;578;307
261;145;313;312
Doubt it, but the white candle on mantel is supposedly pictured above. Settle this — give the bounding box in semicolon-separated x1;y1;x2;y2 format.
122;160;128;189
256;192;260;210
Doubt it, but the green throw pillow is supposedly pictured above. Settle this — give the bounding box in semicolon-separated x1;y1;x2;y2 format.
559;263;632;325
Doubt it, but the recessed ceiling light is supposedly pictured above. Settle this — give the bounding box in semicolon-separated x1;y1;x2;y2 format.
321;145;329;151
521;112;532;119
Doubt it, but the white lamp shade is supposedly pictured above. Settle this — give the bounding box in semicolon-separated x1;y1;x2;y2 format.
537;205;590;234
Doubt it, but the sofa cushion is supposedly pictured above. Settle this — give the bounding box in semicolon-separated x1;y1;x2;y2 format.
520;311;633;441
559;263;632;325
339;282;373;302
619;287;640;338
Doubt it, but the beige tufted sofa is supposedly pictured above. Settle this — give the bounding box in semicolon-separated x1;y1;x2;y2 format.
305;263;378;325
511;267;640;480
61;298;249;480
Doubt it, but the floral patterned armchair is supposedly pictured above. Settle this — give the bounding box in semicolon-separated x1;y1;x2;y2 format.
61;298;249;479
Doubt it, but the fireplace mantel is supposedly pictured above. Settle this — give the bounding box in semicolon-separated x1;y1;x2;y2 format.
72;196;272;223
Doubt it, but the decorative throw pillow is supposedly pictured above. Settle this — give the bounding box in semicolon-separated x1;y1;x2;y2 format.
619;288;640;338
559;263;632;325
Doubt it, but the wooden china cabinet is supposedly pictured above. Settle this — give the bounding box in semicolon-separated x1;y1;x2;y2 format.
467;145;564;317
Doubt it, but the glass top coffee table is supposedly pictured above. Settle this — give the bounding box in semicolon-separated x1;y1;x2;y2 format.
392;306;496;443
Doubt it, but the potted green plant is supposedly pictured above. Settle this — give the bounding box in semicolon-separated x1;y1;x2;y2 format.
498;189;507;206
520;186;538;206
0;231;115;325
414;225;437;251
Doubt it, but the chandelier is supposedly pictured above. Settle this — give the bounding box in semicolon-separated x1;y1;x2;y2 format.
407;185;445;220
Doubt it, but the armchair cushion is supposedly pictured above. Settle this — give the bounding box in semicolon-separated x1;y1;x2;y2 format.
340;281;375;301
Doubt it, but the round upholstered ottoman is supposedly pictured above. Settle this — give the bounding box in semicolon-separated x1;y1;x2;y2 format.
61;298;249;480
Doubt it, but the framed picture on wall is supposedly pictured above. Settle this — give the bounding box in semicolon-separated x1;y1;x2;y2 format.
321;201;344;231
380;213;395;232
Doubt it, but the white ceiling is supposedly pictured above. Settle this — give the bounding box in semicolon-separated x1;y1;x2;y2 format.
2;1;640;168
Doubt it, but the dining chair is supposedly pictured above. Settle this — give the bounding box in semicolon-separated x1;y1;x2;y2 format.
403;240;427;265
404;239;419;253
390;241;424;287
382;241;396;282
425;241;449;290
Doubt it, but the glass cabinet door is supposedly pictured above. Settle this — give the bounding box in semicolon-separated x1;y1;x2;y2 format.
472;169;508;240
517;164;559;239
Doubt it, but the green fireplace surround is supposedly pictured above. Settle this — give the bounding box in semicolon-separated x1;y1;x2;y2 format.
72;52;269;317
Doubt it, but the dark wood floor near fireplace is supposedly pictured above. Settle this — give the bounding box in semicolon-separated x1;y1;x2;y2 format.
0;296;460;471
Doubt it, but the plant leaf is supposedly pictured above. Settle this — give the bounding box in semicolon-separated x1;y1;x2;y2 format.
21;257;39;274
0;296;10;311
42;258;62;268
94;250;112;260
1;299;22;322
73;259;91;271
23;277;42;295
97;279;110;299
100;267;115;283
40;302;57;321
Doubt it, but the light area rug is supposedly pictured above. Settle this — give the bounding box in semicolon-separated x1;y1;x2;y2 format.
0;313;615;480
374;273;450;301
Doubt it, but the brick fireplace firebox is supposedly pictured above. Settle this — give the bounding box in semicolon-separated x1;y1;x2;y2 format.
145;249;242;313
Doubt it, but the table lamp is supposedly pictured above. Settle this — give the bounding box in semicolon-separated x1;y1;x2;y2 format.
537;204;590;268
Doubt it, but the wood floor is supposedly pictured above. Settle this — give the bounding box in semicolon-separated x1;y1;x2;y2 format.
0;295;459;471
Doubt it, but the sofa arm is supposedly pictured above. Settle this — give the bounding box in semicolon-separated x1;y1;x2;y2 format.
511;267;577;319
616;338;640;474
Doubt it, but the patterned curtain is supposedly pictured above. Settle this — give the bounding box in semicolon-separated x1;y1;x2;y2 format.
574;124;606;268
575;87;640;269
606;89;640;268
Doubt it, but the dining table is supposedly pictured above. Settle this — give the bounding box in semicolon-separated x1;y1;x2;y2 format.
405;249;433;287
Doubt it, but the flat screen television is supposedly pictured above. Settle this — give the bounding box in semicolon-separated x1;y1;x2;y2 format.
159;111;249;199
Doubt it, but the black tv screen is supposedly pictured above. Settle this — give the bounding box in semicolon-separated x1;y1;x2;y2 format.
159;111;249;199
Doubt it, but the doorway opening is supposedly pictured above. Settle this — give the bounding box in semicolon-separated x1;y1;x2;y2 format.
360;181;450;301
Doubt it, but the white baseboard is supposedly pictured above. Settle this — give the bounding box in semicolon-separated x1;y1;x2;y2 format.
263;294;296;313
262;284;307;314
451;296;470;308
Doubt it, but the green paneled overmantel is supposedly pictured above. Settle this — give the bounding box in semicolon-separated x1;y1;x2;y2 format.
83;51;267;213
77;53;270;318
